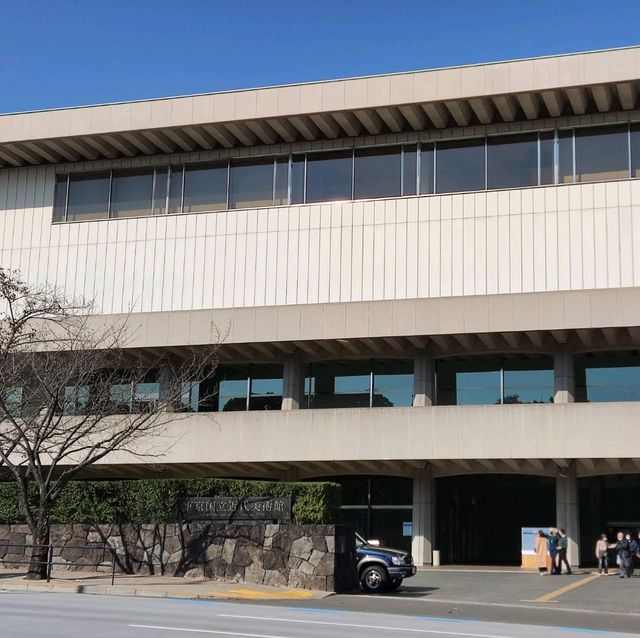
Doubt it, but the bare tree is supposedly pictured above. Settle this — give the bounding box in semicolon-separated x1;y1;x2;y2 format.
0;268;217;579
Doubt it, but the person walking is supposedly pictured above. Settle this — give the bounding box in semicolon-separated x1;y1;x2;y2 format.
535;530;549;574
547;528;559;575
595;534;609;575
557;529;572;575
612;531;634;578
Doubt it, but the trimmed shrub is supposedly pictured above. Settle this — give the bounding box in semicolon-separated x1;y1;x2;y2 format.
0;478;341;525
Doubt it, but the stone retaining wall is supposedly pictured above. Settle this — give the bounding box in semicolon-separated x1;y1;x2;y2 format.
0;523;356;592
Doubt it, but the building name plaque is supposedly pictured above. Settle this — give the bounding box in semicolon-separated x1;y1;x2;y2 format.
178;496;292;522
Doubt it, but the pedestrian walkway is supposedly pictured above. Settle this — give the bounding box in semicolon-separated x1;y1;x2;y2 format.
0;568;330;601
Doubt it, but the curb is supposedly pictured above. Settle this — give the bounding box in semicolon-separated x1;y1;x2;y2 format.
0;580;332;601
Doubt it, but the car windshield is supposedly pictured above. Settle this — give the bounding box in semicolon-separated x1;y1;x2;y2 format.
355;533;369;547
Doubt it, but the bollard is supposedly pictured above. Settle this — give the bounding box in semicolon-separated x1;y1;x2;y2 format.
432;549;440;567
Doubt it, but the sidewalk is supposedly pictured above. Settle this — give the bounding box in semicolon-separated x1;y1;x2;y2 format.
0;568;332;601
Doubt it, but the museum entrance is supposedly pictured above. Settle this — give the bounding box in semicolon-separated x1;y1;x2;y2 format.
436;474;555;565
579;474;640;566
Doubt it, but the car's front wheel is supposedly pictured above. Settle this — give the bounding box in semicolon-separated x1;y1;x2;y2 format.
388;578;403;590
360;565;388;593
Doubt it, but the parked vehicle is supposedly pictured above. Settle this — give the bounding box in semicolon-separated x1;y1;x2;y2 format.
355;533;416;592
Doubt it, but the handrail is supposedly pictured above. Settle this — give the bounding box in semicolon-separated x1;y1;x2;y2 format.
0;540;117;585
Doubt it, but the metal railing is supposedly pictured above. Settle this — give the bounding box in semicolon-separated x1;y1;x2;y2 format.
0;541;117;585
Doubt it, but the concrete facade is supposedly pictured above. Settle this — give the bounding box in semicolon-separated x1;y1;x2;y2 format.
3;46;640;567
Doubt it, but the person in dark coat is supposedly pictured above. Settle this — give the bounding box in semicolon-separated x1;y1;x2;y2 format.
611;531;634;578
547;528;560;575
556;529;572;575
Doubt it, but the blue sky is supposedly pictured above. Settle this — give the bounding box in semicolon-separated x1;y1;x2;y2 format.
1;0;639;114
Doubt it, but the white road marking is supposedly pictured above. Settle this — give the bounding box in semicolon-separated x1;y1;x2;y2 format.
128;625;289;638
218;614;521;638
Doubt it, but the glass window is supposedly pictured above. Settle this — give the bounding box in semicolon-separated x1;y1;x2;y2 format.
183;162;227;213
305;150;352;203
229;158;274;209
539;131;555;185
168;164;184;214
290;155;305;204
354;146;401;200
216;365;248;412
53;175;68;222
249;364;283;410
110;168;154;218
558;129;574;183
402;145;417;196
274;157;289;205
108;372;159;413
436;138;485;193
152;167;169;215
419;143;435;194
487;133;538;189
372;359;414;407
503;363;554;404
632;124;640;178
575;125;629;182
455;370;501;405
305;360;371;408
66;172;110;221
63;385;90;415
576;353;640;403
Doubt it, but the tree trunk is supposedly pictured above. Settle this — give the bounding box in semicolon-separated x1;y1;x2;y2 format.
26;520;50;580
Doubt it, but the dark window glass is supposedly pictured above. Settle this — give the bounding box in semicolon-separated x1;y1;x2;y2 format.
372;359;413;407
66;172;110;221
249;364;283;410
152;167;168;215
305;360;370;408
585;367;640;402
575;125;629;182
110;168;154;218
419;143;435;194
487;133;538;189
632;124;640;178
53;175;68;222
436;139;485;193
217;365;249;412
558;130;573;183
274;157;289;205
437;358;501;406
503;362;554;404
337;476;369;506
305;150;352;203
291;155;305;204
403;146;417;196
229;158;274;209
369;507;412;552
354;146;401;200
108;371;159;413
370;476;412;505
539;131;555;185
168;165;184;214
183;162;227;213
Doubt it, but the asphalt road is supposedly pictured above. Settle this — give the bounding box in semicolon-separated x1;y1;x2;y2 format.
1;592;640;638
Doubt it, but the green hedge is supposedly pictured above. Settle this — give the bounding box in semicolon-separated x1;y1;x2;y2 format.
0;479;342;525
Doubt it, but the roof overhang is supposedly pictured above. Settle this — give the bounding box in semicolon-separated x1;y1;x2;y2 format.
1;46;639;168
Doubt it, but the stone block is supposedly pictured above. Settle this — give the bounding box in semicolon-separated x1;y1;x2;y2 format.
263;569;287;588
233;545;253;568
244;563;266;585
325;535;335;554
204;544;222;562
308;550;324;567
286;556;302;570
222;538;236;564
265;524;279;538
312;537;327;552
287;570;308;589
314;553;335;577
298;559;315;576
290;536;313;561
263;549;285;571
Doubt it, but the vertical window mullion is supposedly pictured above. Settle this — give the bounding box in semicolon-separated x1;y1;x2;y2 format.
628;121;632;178
107;170;113;218
499;365;504;405
369;367;374;408
165;165;170;214
151;167;157;214
225;160;231;211
64;174;70;222
180;164;185;214
572;129;576;182
272;156;277;205
287;153;293;205
246;372;251;411
303;154;308;203
351;147;356;200
416;143;422;195
484;137;488;190
553;129;559;184
433;142;437;193
537;132;541;186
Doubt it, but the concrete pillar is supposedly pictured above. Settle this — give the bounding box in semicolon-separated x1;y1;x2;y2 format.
412;466;435;565
554;349;575;404
282;357;304;410
413;349;435;407
556;461;580;567
158;361;177;412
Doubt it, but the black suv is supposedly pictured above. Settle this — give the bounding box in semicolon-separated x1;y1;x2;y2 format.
355;533;416;592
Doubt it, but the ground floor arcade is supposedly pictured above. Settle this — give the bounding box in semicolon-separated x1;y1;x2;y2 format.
320;470;640;567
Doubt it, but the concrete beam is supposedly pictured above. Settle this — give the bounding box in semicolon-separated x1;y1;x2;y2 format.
469;97;495;124
541;90;565;117
422;102;449;128
353;109;383;134
332;111;363;137
517;92;541;119
616;82;637;110
566;87;589;115
377;106;405;133
399;104;427;131
592;85;613;112
310;113;341;139
266;117;298;142
445;99;472;126
493;95;518;122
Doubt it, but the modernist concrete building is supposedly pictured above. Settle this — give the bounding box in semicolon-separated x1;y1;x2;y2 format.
2;46;640;566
